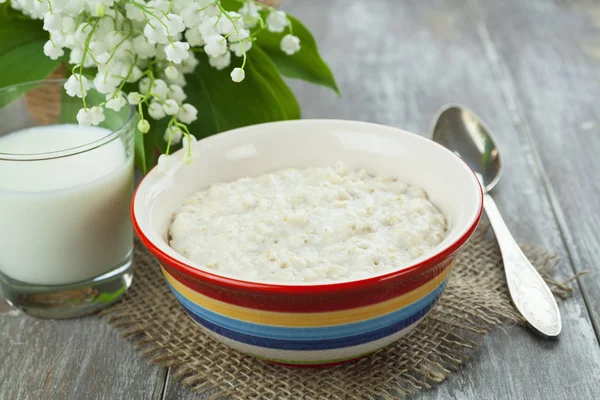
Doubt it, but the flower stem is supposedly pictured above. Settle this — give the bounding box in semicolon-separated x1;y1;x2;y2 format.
105;32;134;65
216;2;247;69
164;116;178;155
80;22;98;109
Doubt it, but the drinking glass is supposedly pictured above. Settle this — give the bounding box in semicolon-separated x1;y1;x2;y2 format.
0;79;135;318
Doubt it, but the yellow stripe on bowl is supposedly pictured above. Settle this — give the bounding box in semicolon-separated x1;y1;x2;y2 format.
161;261;453;328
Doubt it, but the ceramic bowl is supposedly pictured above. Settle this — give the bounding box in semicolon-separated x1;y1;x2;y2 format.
132;119;483;368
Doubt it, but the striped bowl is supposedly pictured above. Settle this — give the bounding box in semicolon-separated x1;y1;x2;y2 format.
132;120;483;368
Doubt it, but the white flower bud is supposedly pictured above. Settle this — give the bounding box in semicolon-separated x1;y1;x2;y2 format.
163;99;179;115
43;14;62;32
93;73;120;95
165;41;190;64
204;34;227;57
165;14;185;35
182;134;197;149
199;16;218;39
106;92;127;111
152;79;169;99
77;108;93;126
132;35;156;59
64;74;90;98
95;2;107;17
280;34;301;55
266;10;288;33
228;29;252;57
158;155;169;167
208;51;231;70
217;12;244;35
228;29;250;43
168;84;186;103
95;52;110;65
238;2;259;28
182;4;205;28
164;125;183;144
124;3;144;21
156;154;173;174
143;22;168;45
50;31;66;47
230;67;245;83
185;27;205;47
179;52;198;73
76;106;105;126
148;101;166;119
139;77;151;94
177;103;198;124
90;106;105;125
165;66;179;80
43;40;64;60
204;3;220;17
75;23;92;44
182;152;193;165
127;92;143;105
230;39;252;57
165;73;186;87
128;66;143;83
62;17;76;33
137;119;150;133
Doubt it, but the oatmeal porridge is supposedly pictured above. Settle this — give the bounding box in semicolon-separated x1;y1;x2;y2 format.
169;162;448;283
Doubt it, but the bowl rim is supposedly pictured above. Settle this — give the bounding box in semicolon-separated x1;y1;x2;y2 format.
132;119;484;294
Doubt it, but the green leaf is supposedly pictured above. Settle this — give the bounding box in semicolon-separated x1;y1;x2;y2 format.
134;125;157;175
218;0;338;94
185;44;300;139
138;112;169;173
255;15;340;95
137;44;300;172
219;0;244;10
135;126;149;174
0;7;61;89
58;88;80;124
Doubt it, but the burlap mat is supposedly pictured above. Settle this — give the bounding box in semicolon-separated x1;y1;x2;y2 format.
100;224;577;399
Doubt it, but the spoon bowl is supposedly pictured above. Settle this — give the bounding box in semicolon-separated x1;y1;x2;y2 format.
432;105;503;192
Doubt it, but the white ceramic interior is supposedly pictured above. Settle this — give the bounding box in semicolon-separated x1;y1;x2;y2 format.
133;119;483;285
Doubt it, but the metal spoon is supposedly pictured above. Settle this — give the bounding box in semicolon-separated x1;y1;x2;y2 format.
431;104;561;339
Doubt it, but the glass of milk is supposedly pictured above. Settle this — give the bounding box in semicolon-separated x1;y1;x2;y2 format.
0;80;135;318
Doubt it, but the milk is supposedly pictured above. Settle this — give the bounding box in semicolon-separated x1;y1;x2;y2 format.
0;124;133;285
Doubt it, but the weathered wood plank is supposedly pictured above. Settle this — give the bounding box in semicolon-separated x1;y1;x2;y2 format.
162;1;600;399
3;0;600;399
0;297;11;314
0;302;167;400
476;0;600;336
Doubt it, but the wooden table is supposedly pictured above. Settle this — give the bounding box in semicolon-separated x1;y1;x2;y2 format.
3;0;600;399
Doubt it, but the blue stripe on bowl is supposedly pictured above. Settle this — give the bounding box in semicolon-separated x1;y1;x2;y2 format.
174;281;447;351
167;278;447;341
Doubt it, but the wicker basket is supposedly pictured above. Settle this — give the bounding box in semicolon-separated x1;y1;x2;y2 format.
258;0;281;6
23;64;66;125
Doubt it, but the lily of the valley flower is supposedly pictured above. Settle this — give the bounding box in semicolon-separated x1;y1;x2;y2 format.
230;67;245;83
76;106;105;126
12;0;302;165
281;34;301;55
64;74;90;98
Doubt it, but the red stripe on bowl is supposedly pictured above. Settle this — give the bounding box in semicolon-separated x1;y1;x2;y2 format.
160;255;454;313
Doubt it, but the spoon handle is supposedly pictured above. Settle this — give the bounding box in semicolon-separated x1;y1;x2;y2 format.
483;193;562;338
